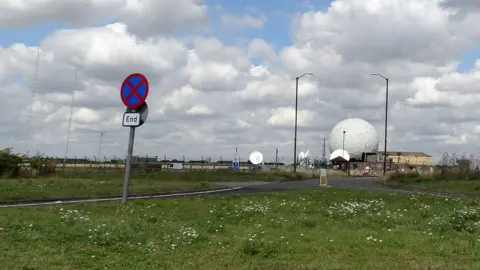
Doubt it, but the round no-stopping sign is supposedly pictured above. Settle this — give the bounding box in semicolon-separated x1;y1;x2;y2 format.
120;73;149;109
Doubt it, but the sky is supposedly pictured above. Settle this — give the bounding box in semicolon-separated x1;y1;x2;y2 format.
0;0;480;164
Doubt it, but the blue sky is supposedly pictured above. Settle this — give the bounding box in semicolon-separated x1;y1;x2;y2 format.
457;46;480;72
203;0;332;47
0;0;478;73
0;0;329;48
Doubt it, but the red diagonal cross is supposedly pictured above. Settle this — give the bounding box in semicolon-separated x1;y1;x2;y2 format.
125;77;146;103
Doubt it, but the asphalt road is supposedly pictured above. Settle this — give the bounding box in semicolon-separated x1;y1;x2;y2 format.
0;177;419;208
234;177;404;194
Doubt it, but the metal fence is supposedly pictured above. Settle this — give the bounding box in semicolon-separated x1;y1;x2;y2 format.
24;155;289;165
17;155;298;177
16;152;480;178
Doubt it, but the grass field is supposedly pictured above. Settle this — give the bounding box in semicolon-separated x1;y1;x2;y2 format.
384;179;480;196
1;188;479;269
0;171;312;203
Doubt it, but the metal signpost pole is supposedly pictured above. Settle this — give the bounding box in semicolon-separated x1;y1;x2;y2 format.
122;125;136;204
120;73;150;204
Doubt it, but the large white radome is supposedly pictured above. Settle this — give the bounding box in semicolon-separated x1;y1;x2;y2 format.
328;118;379;159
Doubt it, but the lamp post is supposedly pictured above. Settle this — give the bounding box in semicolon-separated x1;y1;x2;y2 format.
293;72;313;173
364;144;367;171
371;73;389;175
342;130;346;171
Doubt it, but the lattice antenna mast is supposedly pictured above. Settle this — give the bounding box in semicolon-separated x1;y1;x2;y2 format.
64;68;78;163
97;130;123;158
25;47;41;157
76;128;121;158
98;131;108;158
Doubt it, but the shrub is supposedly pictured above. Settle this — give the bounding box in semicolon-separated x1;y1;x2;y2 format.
30;156;41;170
387;169;480;183
468;172;480;180
0;148;23;178
388;171;420;182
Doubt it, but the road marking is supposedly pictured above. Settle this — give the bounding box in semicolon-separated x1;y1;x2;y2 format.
0;187;242;208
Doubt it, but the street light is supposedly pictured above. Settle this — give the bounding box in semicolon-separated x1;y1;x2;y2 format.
371;73;389;175
293;72;313;173
342;130;346;170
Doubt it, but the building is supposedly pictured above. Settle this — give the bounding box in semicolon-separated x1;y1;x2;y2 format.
382;151;432;166
339;150;432;172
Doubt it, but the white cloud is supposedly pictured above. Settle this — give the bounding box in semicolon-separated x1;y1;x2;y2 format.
1;0;480;162
247;39;277;63
0;0;208;36
220;13;266;30
267;107;319;128
186;105;214;115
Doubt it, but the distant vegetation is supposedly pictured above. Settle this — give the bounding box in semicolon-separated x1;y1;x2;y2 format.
385;170;480;183
383;154;480;183
0;148;23;177
379;153;480;195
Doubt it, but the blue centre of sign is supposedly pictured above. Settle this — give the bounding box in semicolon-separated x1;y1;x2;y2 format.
122;76;147;105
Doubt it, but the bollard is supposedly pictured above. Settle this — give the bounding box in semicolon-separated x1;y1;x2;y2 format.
319;168;328;186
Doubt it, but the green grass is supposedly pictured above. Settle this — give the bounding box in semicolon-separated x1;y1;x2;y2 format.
0;171;314;203
379;171;480;196
1;188;479;269
0;177;220;203
384;179;480;196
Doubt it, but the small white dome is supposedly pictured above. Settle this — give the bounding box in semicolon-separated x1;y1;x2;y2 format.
329;149;350;161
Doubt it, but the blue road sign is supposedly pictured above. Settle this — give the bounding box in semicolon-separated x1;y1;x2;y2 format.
120;73;149;109
232;161;239;170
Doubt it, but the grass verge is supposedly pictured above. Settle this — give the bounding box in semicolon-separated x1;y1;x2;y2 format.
1;188;480;269
0;177;222;203
382;179;480;196
378;171;480;196
0;171;314;203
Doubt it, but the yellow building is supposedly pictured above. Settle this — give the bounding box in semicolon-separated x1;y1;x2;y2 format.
384;151;432;166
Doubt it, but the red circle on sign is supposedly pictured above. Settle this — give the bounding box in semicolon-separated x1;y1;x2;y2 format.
120;73;149;109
